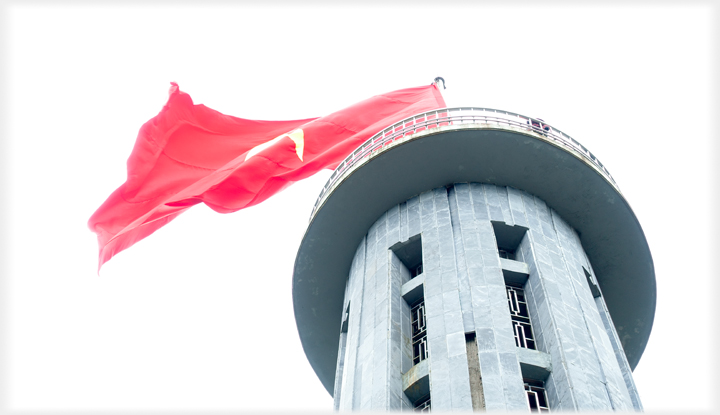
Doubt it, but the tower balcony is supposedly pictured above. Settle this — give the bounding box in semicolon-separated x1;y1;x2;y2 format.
292;107;655;403
310;108;619;220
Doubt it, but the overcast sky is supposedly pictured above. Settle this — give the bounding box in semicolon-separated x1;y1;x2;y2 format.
3;3;716;413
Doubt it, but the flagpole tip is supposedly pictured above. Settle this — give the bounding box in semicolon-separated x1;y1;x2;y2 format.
433;77;446;90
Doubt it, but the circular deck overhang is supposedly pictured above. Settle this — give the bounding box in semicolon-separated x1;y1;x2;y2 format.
292;109;656;395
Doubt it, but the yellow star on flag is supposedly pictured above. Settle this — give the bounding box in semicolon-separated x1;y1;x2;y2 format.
245;129;304;162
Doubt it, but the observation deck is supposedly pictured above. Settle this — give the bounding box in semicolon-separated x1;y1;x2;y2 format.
292;108;656;394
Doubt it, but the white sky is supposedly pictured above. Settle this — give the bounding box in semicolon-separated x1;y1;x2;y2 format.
3;3;716;413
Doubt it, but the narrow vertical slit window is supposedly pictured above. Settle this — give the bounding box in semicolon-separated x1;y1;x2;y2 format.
333;302;351;409
506;285;536;350
411;298;429;364
414;394;431;412
524;379;549;412
583;266;601;298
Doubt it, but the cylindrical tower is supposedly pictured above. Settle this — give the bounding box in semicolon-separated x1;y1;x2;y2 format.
293;107;654;411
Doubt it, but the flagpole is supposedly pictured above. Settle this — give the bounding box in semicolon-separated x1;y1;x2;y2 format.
433;76;446;104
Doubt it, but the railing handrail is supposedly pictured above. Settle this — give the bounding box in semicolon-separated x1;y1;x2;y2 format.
310;107;618;221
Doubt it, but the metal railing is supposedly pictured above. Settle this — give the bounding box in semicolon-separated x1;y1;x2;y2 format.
507;285;537;351
414;395;431;412
310;107;618;220
411;300;429;365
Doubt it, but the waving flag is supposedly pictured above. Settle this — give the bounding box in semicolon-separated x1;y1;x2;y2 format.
89;83;446;269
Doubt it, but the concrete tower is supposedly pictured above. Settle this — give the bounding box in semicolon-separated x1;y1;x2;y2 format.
292;91;654;411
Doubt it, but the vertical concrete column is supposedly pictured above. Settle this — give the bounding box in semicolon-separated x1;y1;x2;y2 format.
594;295;644;411
424;187;474;411
338;238;365;411
353;211;385;411
332;331;347;410
369;212;391;410
466;184;528;411
385;205;406;410
400;196;421;410
551;210;635;411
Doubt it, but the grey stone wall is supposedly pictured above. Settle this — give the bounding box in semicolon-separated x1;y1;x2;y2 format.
333;183;641;411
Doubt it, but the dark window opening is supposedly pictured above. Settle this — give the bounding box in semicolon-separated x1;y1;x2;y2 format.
340;302;350;333
390;234;423;279
491;221;527;262
411;263;423;277
524;379;549;412
498;249;516;260
583;267;601;298
507;285;536;350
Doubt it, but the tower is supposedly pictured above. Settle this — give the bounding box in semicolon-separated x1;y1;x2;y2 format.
292;101;654;411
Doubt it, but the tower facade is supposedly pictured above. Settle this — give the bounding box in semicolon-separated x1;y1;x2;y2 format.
293;108;655;411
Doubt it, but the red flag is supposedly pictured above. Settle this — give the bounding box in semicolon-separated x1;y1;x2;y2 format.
89;83;446;269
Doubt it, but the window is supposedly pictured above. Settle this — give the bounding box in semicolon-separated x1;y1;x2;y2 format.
390;234;423;280
492;221;528;262
411;298;429;364
396;234;430;409
583;267;601;298
498;249;516;260
411;263;424;278
403;293;431;411
340;302;350;333
414;394;431;412
524;379;549;412
507;285;536;350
